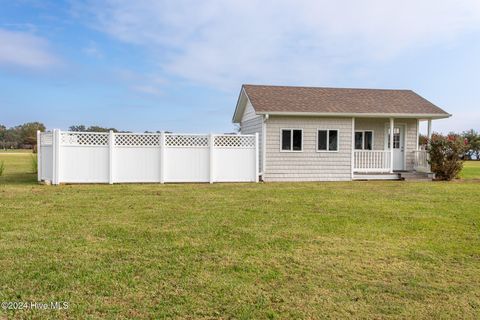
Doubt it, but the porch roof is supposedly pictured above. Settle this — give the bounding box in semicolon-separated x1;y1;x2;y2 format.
234;84;450;122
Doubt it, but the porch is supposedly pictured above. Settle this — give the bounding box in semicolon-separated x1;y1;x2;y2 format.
351;117;432;180
352;150;431;180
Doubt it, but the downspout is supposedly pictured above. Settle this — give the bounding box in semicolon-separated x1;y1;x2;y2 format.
259;114;269;178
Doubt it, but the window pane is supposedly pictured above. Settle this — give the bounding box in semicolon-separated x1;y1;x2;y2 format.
364;131;373;150
388;128;400;149
292;130;302;151
317;130;327;150
329;130;338;151
355;132;363;149
281;130;291;150
393;132;400;149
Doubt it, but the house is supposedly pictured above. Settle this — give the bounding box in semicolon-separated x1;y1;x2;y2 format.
232;84;451;181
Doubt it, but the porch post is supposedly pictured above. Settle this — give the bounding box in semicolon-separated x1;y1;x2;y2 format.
351;117;355;180
389;117;394;173
427;119;432;141
416;119;420;151
427;119;432;173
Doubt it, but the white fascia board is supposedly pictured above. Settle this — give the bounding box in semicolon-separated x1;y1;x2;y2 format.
255;111;451;119
232;87;250;123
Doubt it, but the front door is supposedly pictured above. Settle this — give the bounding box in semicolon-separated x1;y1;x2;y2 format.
386;125;405;171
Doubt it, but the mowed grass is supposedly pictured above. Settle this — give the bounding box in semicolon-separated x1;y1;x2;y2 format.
461;161;480;180
0;154;479;319
0;149;33;153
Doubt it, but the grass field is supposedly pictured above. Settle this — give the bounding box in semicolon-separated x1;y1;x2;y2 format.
461;161;480;180
1;154;479;319
0;148;34;153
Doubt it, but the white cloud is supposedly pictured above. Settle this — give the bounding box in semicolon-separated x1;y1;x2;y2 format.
81;0;480;89
83;42;103;58
0;28;60;69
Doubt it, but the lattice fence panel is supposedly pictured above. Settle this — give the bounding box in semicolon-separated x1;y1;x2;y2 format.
115;134;160;147
165;134;209;147
40;133;53;145
61;132;109;146
214;135;255;148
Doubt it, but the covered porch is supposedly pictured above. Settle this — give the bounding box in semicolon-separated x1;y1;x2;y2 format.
351;117;432;180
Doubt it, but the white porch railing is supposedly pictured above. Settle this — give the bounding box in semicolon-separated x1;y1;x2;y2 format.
413;150;430;173
353;150;391;173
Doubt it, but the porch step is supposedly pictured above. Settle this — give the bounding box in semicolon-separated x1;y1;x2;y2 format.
353;173;401;181
398;171;433;181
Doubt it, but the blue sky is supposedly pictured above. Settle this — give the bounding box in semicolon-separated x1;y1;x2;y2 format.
1;0;479;133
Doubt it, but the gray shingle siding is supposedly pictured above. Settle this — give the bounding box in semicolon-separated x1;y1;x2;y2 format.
240;100;264;172
264;116;353;181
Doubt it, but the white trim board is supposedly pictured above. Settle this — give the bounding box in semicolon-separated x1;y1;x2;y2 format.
256;111;451;119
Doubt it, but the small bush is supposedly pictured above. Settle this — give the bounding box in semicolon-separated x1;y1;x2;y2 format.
0;161;4;176
428;134;467;181
30;154;38;174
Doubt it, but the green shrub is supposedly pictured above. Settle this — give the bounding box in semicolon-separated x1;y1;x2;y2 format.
0;160;4;176
428;133;467;181
30;154;38;174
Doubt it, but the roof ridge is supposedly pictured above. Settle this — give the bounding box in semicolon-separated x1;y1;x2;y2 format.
242;84;413;92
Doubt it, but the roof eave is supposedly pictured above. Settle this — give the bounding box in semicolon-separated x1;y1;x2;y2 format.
255;111;451;119
232;86;249;123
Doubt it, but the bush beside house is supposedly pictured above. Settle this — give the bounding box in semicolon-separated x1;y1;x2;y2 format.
428;134;468;181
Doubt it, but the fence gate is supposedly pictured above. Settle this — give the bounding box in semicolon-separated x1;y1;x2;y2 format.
37;130;259;184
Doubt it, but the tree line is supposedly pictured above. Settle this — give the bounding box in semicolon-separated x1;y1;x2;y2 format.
1;122;479;159
0;123;121;150
0;122;46;149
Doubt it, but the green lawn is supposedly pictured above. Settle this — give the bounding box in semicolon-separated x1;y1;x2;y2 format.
1;154;479;319
0;148;33;153
461;161;480;180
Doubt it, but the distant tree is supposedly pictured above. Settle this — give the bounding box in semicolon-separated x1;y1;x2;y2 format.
88;126;119;132
462;129;480;160
69;125;119;132
0;122;45;149
69;125;87;132
3;128;21;149
0;125;6;149
18;122;46;146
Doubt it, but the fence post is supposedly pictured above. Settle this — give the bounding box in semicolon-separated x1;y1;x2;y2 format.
37;130;41;182
209;134;214;184
108;130;114;184
160;131;165;184
53;129;61;185
255;133;259;182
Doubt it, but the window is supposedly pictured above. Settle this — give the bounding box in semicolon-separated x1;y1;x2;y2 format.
364;131;373;150
387;128;400;149
355;131;373;150
281;129;302;151
317;130;338;151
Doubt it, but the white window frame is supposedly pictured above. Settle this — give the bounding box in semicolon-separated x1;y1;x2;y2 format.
354;130;374;150
280;128;303;152
316;129;339;152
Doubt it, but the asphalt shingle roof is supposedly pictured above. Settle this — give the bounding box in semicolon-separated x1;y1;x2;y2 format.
242;84;449;115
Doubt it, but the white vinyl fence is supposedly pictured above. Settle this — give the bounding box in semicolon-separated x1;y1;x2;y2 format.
37;130;259;184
